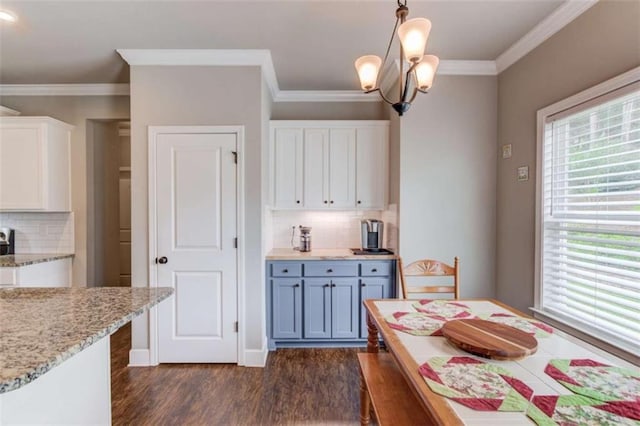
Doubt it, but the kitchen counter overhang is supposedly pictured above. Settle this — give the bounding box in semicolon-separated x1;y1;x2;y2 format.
266;248;397;260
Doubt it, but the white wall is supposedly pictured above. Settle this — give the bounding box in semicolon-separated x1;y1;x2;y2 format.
0;96;130;286
128;65;266;362
398;75;497;298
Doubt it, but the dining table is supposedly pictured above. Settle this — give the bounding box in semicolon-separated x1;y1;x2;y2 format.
363;298;639;426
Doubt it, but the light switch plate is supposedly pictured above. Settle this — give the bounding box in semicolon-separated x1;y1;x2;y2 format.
517;166;529;182
502;144;512;159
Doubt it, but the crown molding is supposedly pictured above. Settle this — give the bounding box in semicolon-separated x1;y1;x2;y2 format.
0;105;21;116
275;90;380;102
496;0;598;73
116;49;280;99
438;60;497;76
0;83;130;96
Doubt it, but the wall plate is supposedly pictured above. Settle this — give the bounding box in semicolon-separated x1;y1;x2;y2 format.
502;144;512;159
517;166;529;182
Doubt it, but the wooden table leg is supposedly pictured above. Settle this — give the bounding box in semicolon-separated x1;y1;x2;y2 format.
359;368;371;426
366;312;379;353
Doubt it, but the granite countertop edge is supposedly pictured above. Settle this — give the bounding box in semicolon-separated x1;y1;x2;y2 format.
0;288;173;394
0;253;75;268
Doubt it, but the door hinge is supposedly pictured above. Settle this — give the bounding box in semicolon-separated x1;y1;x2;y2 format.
234;321;238;333
233;237;238;248
232;151;238;164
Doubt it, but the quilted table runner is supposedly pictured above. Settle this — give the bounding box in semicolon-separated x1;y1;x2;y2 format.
412;299;472;318
482;313;553;338
418;356;533;411
527;394;640;426
385;312;446;336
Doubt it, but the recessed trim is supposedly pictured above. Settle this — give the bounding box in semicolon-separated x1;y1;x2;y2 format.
496;0;598;73
275;90;380;102
117;49;280;99
0;83;130;96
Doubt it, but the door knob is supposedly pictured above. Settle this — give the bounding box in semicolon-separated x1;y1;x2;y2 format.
157;256;168;264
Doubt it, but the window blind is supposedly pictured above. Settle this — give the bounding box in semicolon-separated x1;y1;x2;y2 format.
541;85;640;352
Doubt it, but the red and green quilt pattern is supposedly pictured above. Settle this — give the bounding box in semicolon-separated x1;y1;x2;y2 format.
482;313;553;338
385;312;447;336
418;356;533;411
526;394;640;426
412;299;472;318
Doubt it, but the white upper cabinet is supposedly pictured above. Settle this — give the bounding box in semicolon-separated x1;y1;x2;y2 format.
270;121;388;210
272;127;303;208
0;117;73;212
356;126;388;210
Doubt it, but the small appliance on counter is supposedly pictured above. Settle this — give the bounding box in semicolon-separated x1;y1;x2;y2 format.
298;226;312;252
0;227;15;255
351;219;394;255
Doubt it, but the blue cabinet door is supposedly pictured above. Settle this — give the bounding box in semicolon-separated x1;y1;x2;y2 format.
359;277;391;338
304;278;332;339
272;278;302;339
332;278;359;339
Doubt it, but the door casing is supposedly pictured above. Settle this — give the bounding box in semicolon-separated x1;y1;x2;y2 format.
147;125;245;365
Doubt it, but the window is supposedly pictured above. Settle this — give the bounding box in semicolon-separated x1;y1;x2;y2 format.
536;69;640;355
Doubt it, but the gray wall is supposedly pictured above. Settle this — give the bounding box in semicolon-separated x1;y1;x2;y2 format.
271;101;386;120
496;0;640;312
399;75;498;298
128;65;266;358
0;95;130;286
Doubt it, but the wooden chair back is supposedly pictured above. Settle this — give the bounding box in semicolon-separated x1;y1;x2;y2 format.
398;257;459;300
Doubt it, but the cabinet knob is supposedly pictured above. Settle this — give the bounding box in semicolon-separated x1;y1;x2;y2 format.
361;283;366;287
357;200;362;204
324;200;328;204
330;200;334;204
296;200;300;204
327;269;333;273
324;283;330;288
294;283;300;288
331;284;336;288
372;268;377;272
282;269;288;273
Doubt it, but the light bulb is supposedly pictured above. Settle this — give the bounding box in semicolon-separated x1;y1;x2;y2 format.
0;10;17;22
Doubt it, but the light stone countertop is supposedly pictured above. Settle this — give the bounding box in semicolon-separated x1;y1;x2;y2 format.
0;253;74;268
0;287;173;394
266;248;397;260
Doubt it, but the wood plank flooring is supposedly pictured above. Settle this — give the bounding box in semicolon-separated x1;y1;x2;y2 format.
110;324;362;425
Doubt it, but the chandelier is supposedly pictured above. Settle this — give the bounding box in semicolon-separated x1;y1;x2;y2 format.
354;0;439;116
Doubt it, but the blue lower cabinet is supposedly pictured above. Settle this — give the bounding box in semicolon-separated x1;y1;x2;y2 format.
303;279;332;339
331;279;359;339
271;278;302;339
267;259;395;346
359;278;392;338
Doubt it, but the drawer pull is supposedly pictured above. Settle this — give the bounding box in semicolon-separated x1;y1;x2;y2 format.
361;283;366;287
331;284;336;288
327;268;333;273
282;269;288;273
371;268;378;272
324;283;330;288
294;283;300;288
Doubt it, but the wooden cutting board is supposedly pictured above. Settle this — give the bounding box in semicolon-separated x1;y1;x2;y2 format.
441;319;537;360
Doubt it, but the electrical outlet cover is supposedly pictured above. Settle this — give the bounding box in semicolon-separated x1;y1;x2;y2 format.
517;166;529;181
502;144;512;159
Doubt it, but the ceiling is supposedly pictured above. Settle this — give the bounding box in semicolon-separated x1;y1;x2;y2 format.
0;0;564;90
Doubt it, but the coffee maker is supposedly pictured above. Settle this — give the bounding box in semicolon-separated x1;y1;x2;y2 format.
360;219;384;251
0;228;15;256
299;226;312;252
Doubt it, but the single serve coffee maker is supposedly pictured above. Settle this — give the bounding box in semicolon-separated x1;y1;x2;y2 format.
0;227;15;256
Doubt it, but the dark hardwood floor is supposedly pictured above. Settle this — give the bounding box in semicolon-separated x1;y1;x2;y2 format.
110;324;362;425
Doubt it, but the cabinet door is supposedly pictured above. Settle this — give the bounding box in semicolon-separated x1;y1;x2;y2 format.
328;129;356;208
332;278;359;339
0;126;45;209
303;129;329;209
356;126;388;210
304;278;332;339
272;128;303;208
359;277;392;338
272;278;302;339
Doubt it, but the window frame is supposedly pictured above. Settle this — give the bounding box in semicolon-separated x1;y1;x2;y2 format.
534;66;640;363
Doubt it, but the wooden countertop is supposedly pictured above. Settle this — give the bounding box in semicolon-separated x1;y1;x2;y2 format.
266;248;397;260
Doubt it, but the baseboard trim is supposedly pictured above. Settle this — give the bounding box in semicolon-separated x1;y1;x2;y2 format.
128;349;151;367
243;337;268;367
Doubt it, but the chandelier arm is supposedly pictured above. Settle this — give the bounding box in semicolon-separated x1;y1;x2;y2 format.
379;16;400;91
376;87;396;106
400;64;418;103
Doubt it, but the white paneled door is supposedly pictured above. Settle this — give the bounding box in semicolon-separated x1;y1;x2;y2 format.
154;130;238;363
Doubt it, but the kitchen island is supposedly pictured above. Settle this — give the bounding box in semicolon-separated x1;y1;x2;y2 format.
0;286;173;425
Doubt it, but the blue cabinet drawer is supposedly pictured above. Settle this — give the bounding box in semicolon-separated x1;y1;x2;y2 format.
360;261;392;276
271;262;302;277
304;262;358;277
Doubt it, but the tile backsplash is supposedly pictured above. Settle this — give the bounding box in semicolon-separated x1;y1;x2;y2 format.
0;212;75;254
270;206;398;250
